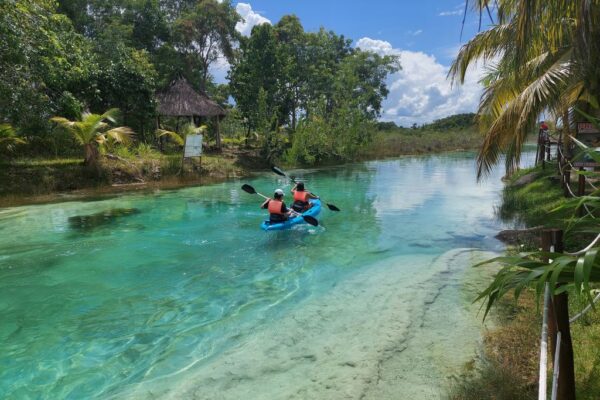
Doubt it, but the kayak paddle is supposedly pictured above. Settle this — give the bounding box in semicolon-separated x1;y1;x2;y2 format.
270;166;341;212
241;184;319;227
242;183;268;199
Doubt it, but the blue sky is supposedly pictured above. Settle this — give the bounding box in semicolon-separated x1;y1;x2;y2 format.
218;1;492;125
239;0;484;65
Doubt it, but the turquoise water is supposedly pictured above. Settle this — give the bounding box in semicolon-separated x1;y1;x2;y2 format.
0;153;530;399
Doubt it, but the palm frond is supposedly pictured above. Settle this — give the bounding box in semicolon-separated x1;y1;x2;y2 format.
156;129;184;146
100;108;121;124
475;250;600;320
449;23;515;85
50;117;77;129
105;127;134;145
0;123;26;149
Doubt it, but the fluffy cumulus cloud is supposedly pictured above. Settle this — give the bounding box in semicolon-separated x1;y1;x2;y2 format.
356;37;484;126
235;3;271;37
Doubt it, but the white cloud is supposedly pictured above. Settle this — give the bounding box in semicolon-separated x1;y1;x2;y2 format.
211;3;271;84
439;10;463;16
356;37;485;126
235;3;271;37
408;29;423;36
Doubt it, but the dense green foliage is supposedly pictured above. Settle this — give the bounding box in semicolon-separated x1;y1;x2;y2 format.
1;0;401;165
0;0;95;134
229;16;399;163
0;0;238;157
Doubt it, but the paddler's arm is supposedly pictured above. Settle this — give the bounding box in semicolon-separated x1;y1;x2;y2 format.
282;203;292;216
260;199;270;209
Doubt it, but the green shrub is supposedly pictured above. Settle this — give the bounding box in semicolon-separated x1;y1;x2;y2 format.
135;143;160;158
114;145;132;159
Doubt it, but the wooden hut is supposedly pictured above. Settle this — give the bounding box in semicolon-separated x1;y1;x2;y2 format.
156;77;226;150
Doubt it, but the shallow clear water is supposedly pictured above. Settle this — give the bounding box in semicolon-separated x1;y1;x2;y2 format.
0;152;531;399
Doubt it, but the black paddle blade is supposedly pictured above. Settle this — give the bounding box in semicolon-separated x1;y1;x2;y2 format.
271;166;286;177
302;215;319;227
326;203;341;212
241;184;256;194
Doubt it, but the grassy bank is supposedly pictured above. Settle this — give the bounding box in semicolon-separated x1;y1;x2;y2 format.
360;127;481;159
448;291;600;400
448;166;600;399
0;152;247;206
498;166;568;228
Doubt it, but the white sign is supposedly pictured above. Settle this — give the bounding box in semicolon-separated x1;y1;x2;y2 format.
184;134;203;158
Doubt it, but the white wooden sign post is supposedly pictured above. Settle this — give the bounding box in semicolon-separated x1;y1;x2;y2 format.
182;134;203;171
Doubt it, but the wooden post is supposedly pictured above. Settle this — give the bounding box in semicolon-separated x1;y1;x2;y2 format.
542;229;576;400
535;132;541;166
577;167;586;196
215;116;221;151
552;230;576;400
557;143;562;175
541;141;546;168
157;116;164;152
577;167;586;216
541;231;558;362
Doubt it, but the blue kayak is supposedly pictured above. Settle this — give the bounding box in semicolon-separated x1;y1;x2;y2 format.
260;199;321;231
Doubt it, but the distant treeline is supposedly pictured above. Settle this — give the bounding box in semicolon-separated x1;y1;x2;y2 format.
377;113;477;132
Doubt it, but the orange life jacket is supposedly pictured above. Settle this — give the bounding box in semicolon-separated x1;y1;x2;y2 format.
293;190;309;203
268;199;284;215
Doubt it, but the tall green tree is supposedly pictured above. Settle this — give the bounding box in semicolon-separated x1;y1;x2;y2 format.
274;15;307;130
89;46;158;141
175;0;241;91
229;23;282;132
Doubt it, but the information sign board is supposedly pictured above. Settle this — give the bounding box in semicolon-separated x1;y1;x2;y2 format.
184;134;203;158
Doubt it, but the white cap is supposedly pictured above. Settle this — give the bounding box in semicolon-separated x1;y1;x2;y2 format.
274;189;284;196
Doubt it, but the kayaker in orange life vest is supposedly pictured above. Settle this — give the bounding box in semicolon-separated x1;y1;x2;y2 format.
261;189;292;223
290;181;319;212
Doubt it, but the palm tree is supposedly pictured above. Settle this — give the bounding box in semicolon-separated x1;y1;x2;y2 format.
450;0;600;179
50;109;133;169
0;123;26;154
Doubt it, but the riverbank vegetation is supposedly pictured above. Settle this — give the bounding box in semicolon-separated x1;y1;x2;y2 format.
361;114;480;159
448;291;600;400
450;1;600;398
447;165;600;400
2;0;487;200
0;1;480;200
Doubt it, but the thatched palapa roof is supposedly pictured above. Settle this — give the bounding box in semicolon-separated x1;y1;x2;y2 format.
156;78;226;118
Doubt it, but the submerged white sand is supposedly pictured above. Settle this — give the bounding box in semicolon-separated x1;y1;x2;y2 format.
126;248;496;400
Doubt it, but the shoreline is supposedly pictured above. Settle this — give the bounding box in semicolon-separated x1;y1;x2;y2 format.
0;148;481;209
0;172;253;208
